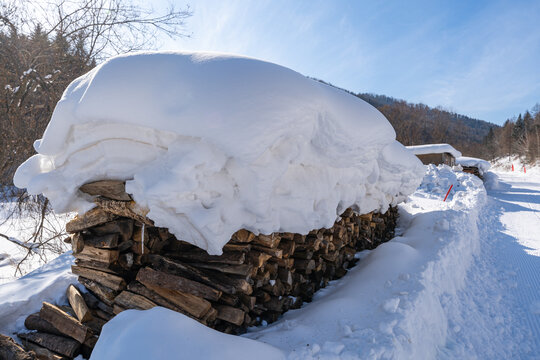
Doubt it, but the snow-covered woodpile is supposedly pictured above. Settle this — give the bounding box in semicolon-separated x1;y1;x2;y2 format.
10;180;398;359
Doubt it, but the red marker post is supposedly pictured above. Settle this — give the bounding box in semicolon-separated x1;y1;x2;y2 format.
512;164;514;171
524;166;526;173
443;184;453;202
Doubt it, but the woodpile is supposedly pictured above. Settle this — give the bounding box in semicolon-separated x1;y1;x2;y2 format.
11;180;398;359
461;165;483;179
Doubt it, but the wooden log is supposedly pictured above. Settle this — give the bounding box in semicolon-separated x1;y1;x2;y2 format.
66;285;93;323
239;294;256;310
71;233;84;254
222;243;251;252
171;250;245;265
126;282;198;320
295;259;316;274
90;219;133;242
80;289;99;309
136;267;221;301
72;266;126;291
79;180;132;201
24;313;63;336
253;234;280;248
201;307;218;324
94;197;153;226
189;263;253;277
251;245;283;259
22;342;63;360
278;239;295;258
247;251;272;268
144;254;236;295
73;246;119;264
66;208;116;233
141;282;211;319
18;332;79;358
114;291;157;310
74;258;123;275
39;302;90;344
78;277;119;306
268;257;294;269
84;316;106;335
83;233;119;249
215;305;245;326
0;334;35;360
231;229;255;243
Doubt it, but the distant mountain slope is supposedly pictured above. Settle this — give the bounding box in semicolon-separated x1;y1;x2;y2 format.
357;93;497;148
313;78;497;157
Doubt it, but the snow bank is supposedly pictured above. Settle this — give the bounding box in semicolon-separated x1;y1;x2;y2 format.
0;252;75;336
456;156;491;173
14;51;423;254
406;144;462;158
91;307;285;360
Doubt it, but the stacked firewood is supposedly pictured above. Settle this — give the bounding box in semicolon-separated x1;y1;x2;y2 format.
461;166;483;179
12;180;398;359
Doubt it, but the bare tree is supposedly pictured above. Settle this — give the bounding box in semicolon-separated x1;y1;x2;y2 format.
0;0;191;277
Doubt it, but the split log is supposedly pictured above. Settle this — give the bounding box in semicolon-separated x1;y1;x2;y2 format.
39;302;90;343
253;234;280;248
18;332;79;358
66;285;93;323
24;313;62;336
78;277;119;306
127;282;195;319
141;282;211;319
22;342;63;360
72;266;126;291
65;208;116;233
136;267;221;301
171;250;245;265
252;245;283;259
94;198;153;226
90;219;133;242
70;233;84;254
73;247;119;263
79;180;132;201
231;229;255;243
83;233;119;249
0;334;35;360
215;305;245;326
114;291;156;310
189;263;253;277
145;254;238;295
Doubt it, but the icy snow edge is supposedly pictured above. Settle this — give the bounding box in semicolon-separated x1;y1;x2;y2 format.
406;144;462;159
14;51;424;254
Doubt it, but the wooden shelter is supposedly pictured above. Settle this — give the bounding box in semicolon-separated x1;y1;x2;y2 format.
406;143;462;166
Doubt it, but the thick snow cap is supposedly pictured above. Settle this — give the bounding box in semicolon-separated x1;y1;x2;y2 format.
456;156;491;173
406;144;462;159
14;51;424;254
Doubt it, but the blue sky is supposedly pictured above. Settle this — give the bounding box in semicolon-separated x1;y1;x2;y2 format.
161;0;540;125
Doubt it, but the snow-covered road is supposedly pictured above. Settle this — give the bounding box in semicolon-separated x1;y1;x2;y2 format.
440;172;540;359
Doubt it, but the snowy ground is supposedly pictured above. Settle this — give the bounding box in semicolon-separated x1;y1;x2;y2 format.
1;164;539;359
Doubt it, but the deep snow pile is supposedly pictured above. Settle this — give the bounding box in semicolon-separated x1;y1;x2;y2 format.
0;252;76;336
406;143;462;158
88;165;486;359
13;51;423;254
455;156;491;174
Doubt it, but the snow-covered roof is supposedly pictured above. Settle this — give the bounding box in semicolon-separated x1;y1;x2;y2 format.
456;156;491;172
14;51;424;254
406;144;462;158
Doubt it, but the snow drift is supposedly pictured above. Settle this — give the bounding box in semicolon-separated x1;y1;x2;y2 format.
14;51;423;254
